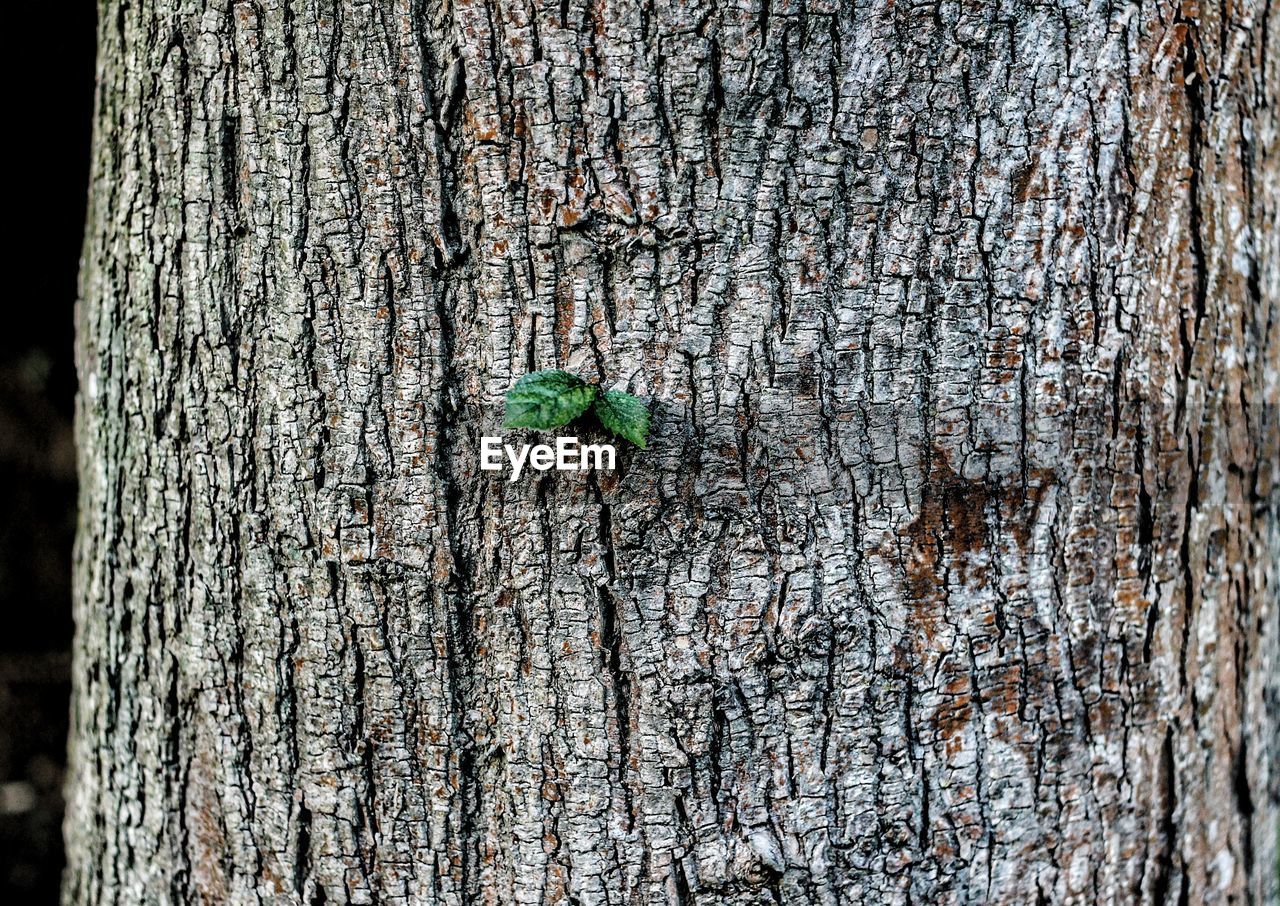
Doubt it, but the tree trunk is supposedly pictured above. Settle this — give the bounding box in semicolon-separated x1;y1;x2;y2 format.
65;0;1278;902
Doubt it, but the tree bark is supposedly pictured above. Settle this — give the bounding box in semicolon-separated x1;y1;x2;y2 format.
65;0;1278;903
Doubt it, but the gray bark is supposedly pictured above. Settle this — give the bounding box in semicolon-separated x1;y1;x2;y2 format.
65;0;1278;903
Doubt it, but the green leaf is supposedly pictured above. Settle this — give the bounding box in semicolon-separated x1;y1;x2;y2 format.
594;389;650;448
503;370;597;430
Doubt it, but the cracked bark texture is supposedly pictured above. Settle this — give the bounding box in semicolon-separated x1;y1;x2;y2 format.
65;0;1279;902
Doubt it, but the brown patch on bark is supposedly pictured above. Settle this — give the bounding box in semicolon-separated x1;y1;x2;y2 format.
900;457;993;651
903;461;1060;759
186;746;230;903
903;458;992;580
1012;159;1037;202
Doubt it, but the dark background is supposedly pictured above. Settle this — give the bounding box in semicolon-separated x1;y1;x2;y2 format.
2;4;97;901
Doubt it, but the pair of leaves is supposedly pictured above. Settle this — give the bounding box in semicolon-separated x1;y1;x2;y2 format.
503;370;650;448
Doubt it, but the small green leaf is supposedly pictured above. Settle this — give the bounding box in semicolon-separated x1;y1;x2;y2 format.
594;389;650;448
503;370;597;430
